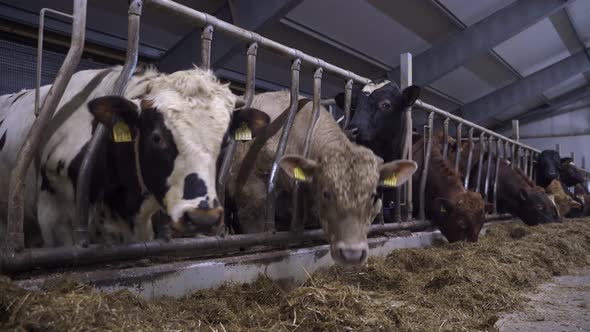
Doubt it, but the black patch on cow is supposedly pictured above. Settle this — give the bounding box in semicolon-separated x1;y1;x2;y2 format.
56;160;65;175
197;199;210;210
0;131;5;151
183;173;207;200
10;90;28;105
40;167;56;194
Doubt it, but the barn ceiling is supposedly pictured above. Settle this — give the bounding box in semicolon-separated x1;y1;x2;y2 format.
0;0;589;129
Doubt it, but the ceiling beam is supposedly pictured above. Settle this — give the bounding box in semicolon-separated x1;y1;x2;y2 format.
461;47;590;127
158;0;303;72
387;0;572;86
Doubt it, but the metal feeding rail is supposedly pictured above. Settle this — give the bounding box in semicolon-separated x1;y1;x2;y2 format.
2;0;540;273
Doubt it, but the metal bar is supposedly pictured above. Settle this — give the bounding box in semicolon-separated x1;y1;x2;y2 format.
147;0;370;84
454;123;462;171
442;118;449;159
200;25;213;69
493;139;501;215
511;144;516;169
464;127;474;189
419;112;434;221
503;141;509;162
414;101;539;153
217;43;258;206
342;79;353;129
265;59;301;232
401;52;413;222
36;8;73;117
523;150;529;177
475;133;486;193
528;151;535;180
75;0;142;247
0;220;433;274
484;136;494;202
5;0;87;252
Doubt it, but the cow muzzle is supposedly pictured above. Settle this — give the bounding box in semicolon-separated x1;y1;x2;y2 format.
177;207;224;236
332;241;368;265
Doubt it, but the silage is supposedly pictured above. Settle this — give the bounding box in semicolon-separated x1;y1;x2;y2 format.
1;219;589;332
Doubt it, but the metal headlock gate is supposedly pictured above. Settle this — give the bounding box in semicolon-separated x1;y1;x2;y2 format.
1;0;541;274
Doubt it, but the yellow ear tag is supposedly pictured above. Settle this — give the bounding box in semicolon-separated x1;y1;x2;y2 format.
113;121;132;143
293;166;306;181
234;123;252;141
440;204;447;213
382;172;398;187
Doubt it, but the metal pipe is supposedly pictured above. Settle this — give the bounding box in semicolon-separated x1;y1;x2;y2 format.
475;133;486;193
400;53;413;222
419;112;434;221
6;0;87;252
454;123;462;171
217;43;257;204
265;59;301;232
483;136;494;202
522;150;529;177
464;128;474;189
291;67;322;231
36;8;73;117
511;144;516;169
343;79;353;129
414;101;539;153
503;141;509;162
0;220;433;274
146;0;371;85
442;118;449;159
493;139;501;215
200;25;213;69
75;0;142;247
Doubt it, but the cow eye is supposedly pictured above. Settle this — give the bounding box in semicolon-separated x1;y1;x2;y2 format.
152;132;162;145
378;100;391;111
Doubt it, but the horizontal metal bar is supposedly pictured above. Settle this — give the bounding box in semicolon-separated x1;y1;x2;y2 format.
414;100;540;153
146;0;371;84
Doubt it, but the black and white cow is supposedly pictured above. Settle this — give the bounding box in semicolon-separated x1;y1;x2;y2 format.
0;66;268;247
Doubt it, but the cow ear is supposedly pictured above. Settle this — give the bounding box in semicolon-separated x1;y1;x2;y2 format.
88;96;139;128
519;188;529;201
435;198;453;214
379;160;417;188
279;154;318;183
401;85;420;108
229;108;270;141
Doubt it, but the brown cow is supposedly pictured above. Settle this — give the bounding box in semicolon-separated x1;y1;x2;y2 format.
412;133;486;242
227;91;417;265
546;179;582;217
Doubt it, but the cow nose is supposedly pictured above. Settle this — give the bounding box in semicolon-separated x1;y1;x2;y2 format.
339;248;367;263
182;207;224;233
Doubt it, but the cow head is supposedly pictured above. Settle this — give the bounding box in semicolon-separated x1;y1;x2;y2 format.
516;188;560;225
88;69;269;236
434;192;487;243
334;81;420;161
535;150;561;187
559;158;586;187
279;148;417;265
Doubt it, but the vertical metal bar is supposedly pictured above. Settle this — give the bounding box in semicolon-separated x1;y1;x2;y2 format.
484;137;494;202
493;139;501;215
419;112;434;221
571;152;575;162
454;123;462;171
582;156;586;169
401;52;413;222
523;150;529;177
6;0;87;252
75;0;142;246
528;150;535;180
511;143;516;169
475;133;485;193
515;147;521;170
291;67;322;232
342;79;353;129
265;59;301;232
442;118;449;159
200;25;213;70
464;128;474;189
217;43;258;205
556;143;561;154
503;141;509;162
512;120;520;141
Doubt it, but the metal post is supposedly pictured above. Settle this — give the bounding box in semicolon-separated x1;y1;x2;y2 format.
503;141;509;162
401;52;413;222
475;133;486;193
75;0;142;247
464;127;474;189
523;150;529;177
36;8;73;116
484;136;494;202
528;150;535;180
512;120;519;141
454;123;462;171
442;118;449;159
265;59;301;232
582;156;586;169
419;112;434;221
200;25;213;70
493;139;501;215
291;67;322;231
571;152;575;162
511;144;516;169
217;43;257;207
556;143;561;154
342;79;353;129
6;0;87;252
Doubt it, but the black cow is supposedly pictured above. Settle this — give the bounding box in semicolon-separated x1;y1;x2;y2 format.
559;157;587;188
535;150;561;188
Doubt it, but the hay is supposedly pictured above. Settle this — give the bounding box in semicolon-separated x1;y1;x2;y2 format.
2;219;590;331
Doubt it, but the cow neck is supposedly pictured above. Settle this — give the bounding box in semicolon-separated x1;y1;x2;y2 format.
308;110;350;159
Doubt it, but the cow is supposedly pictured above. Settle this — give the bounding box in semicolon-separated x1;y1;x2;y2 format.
227;90;417;265
535;150;561;188
453;145;560;226
412;133;487;242
559;157;587;188
0;65;269;247
545;179;583;217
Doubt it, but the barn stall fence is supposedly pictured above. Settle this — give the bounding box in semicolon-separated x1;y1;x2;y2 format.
1;0;540;275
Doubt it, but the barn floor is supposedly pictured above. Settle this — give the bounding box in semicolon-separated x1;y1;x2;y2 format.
1;218;589;331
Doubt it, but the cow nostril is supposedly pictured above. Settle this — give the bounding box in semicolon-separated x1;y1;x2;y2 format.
339;248;367;263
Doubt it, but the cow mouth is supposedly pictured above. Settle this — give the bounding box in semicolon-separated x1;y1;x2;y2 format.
331;242;369;265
